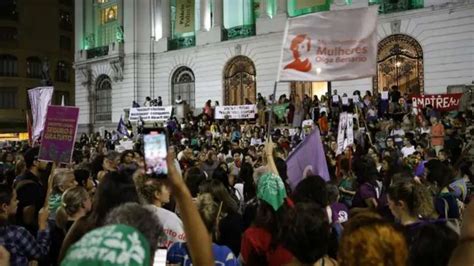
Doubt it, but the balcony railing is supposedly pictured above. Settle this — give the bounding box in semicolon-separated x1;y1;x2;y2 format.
370;0;423;14
86;45;109;59
223;24;256;41
169;36;196;50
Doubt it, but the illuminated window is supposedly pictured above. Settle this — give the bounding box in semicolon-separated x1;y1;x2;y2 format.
101;5;117;24
97;0;109;3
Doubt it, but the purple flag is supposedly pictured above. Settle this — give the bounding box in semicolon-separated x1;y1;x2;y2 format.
286;128;330;189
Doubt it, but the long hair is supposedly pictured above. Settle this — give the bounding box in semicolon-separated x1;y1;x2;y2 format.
199;179;239;215
87;171;140;226
388;180;435;219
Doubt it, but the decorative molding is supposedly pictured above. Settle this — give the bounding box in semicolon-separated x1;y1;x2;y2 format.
391;20;401;34
110;58;124;82
78;66;92;86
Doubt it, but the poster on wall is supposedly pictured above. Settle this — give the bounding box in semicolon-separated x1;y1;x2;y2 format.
215;105;256;119
277;6;378;82
175;0;195;34
129;106;173;121
38;106;79;163
411;93;463;112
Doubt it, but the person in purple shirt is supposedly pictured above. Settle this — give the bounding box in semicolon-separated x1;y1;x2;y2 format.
327;184;349;225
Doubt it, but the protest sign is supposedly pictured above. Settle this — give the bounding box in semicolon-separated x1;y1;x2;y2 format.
215;105;256;120
336;112;354;156
39;106;79;163
277;6;378;82
273;103;290;120
411;93;463;112
129;106;173;121
381;91;389;100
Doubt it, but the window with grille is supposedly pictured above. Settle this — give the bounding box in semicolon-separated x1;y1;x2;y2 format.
172;67;195;108
0;54;18;77
95;75;112;121
26;57;42;79
56;61;70;82
0;89;16;109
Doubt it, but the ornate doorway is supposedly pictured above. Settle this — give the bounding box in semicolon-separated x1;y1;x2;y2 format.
374;34;424;95
224;56;256;105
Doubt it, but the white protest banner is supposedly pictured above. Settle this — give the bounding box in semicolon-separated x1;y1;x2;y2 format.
28;87;54;144
215;105;256;120
336;112;354;156
332;95;339;103
129;106;173;121
342;96;349;106
381;91;389;100
277;6;378;82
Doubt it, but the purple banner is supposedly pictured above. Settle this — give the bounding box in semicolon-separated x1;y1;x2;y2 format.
39;106;79;163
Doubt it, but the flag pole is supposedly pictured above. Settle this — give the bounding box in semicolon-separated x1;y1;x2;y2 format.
266;81;278;139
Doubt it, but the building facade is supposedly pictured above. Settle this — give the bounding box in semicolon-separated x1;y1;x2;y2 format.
74;0;474;132
0;0;75;133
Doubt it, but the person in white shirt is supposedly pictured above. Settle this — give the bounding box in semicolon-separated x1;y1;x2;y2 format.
137;177;186;248
390;122;405;148
401;137;416;158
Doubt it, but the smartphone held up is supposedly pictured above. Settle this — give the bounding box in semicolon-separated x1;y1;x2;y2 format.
143;128;168;177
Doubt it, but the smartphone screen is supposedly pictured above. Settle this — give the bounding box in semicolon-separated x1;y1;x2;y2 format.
144;133;168;176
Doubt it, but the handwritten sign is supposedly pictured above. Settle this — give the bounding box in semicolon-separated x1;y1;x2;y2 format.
215;105;256;120
412;93;463;111
39;106;79;163
342;96;349;106
129;106;173;121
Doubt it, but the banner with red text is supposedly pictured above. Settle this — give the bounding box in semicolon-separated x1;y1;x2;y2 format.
39;106;79;163
277;6;378;82
412;93;463;112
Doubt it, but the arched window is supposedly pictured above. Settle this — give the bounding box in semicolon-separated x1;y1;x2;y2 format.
26;57;42;79
172;66;195;108
374;34;424;95
0;54;17;77
56;61;70;82
224;56;256;105
95;75;112;121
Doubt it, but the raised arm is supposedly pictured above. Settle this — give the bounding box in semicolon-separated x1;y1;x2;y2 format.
166;148;214;266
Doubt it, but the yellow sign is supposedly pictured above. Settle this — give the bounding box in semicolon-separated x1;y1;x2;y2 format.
296;0;327;9
175;0;195;33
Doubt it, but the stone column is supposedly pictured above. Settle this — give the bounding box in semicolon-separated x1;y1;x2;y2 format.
156;0;170;52
200;0;210;31
161;0;171;39
197;0;222;45
259;0;270;19
277;0;287;15
213;0;223;28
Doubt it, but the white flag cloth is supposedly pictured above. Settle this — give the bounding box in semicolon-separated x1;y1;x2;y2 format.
28;87;54;144
277;6;378;82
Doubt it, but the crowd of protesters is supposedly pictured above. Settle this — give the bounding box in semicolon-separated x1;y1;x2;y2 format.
0;85;473;265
